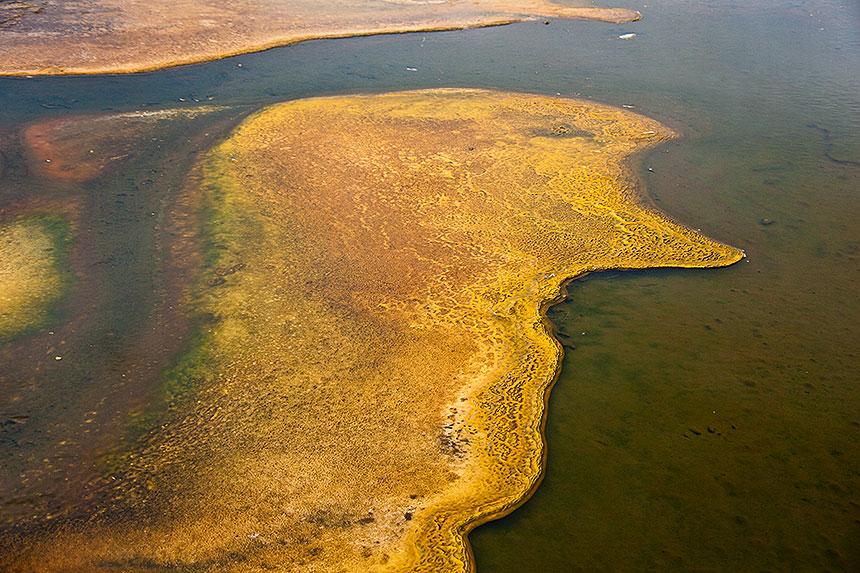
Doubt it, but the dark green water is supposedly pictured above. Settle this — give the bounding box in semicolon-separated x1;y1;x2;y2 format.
1;0;858;570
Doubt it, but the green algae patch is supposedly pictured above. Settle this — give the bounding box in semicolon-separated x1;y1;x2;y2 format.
0;215;71;341
0;0;640;76
4;90;741;572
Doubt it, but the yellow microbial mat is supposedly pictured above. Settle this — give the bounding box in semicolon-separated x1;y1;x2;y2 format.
5;90;742;571
0;217;67;341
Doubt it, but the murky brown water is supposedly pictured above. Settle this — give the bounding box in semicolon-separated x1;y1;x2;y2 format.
469;2;860;570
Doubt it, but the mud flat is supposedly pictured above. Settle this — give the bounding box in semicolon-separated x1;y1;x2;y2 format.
0;0;640;76
0;89;742;571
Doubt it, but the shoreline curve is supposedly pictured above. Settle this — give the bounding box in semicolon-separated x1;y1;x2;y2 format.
0;89;742;573
0;2;640;76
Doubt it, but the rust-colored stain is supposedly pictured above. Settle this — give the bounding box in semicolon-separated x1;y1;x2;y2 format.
21;108;228;182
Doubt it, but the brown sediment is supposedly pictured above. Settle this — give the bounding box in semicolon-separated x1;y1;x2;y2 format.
0;1;42;28
22;118;125;182
22;107;230;182
0;0;640;76
0;89;742;571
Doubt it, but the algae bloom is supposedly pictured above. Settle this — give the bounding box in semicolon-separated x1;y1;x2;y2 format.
2;90;741;571
0;216;70;341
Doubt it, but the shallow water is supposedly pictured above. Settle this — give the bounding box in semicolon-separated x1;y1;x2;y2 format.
0;0;858;570
467;2;860;570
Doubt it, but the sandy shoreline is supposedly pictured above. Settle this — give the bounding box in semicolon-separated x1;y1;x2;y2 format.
0;1;639;76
